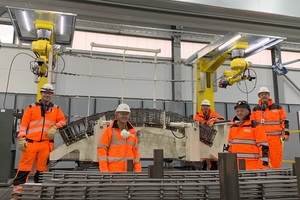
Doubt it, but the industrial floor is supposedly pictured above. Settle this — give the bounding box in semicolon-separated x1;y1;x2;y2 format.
0;180;13;200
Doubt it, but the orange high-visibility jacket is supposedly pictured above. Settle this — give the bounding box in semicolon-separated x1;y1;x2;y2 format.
18;100;66;141
98;119;142;172
251;98;289;136
194;109;224;125
227;115;269;169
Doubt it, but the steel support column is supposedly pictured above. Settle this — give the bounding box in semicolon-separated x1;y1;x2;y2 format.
171;26;182;101
219;153;240;200
295;157;300;199
271;45;285;103
153;149;164;178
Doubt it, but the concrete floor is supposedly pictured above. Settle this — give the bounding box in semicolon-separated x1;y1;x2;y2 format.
0;180;13;200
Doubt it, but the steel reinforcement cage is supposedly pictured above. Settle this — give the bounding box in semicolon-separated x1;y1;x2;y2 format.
58;108;215;147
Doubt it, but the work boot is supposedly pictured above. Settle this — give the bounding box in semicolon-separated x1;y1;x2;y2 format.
10;193;19;200
11;185;23;200
200;160;207;170
210;161;218;170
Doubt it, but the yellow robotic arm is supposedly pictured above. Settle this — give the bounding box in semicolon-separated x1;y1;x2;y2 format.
219;57;252;88
31;20;54;77
218;42;254;88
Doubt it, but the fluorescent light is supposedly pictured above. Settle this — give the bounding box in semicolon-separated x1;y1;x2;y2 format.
22;10;31;32
60;16;64;35
218;34;242;51
245;38;270;53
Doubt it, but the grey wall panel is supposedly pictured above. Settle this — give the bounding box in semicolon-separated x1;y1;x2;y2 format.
165;101;186;116
185;102;193;117
69;98;95;122
15;94;36;110
282;70;300;104
214;102;227;121
181;66;193;101
55;54;173;99
282;112;300;167
142;100;164;110
95;98;119;113
0;48;37;94
0;93;15;109
51;96;70;122
289;104;300;114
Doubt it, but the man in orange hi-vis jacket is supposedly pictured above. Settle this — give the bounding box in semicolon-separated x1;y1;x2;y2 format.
11;84;66;199
251;86;289;168
227;100;269;170
194;99;225;127
98;103;142;172
194;99;225;170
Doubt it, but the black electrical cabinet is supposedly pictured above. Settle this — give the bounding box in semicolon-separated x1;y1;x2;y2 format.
0;109;17;186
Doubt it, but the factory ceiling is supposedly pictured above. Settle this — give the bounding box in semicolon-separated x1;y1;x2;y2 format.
1;0;300;51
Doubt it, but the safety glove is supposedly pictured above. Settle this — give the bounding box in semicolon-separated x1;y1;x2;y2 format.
18;137;27;151
47;126;57;139
262;161;269;167
281;132;290;141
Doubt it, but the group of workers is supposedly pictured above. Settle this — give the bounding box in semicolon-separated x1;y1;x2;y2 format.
11;84;289;199
194;86;289;170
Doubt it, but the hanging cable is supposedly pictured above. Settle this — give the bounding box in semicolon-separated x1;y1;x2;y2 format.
2;52;35;109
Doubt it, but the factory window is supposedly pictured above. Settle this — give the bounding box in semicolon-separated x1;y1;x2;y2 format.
181;42;206;59
246;50;272;65
70;31;172;57
281;51;300;68
181;41;274;66
0;24;14;44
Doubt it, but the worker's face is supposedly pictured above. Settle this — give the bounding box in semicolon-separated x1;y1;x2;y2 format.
235;107;250;121
116;112;130;124
201;105;210;113
41;91;53;104
258;92;270;103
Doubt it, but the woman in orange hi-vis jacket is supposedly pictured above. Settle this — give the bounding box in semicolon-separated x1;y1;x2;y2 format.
194;99;225;170
98;103;142;172
11;84;66;199
226;100;269;170
251;87;289;168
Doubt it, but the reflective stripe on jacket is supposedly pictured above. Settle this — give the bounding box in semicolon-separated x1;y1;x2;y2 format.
228;116;269;162
194;109;224;125
98;119;142;172
18;100;66;141
251;98;289;136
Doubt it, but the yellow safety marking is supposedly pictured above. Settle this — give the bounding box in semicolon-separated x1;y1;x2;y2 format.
282;159;295;164
289;130;300;133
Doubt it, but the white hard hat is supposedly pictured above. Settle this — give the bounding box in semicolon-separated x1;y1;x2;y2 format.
40;84;54;93
115;103;131;113
201;99;211;106
258;87;270;96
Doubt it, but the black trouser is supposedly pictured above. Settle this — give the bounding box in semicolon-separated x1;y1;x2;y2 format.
13;170;42;185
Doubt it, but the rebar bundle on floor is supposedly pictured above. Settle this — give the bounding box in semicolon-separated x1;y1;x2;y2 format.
18;168;298;200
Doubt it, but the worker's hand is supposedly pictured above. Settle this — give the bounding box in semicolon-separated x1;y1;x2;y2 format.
18;137;27;151
208;121;214;127
47;126;57;139
284;131;290;141
262;161;269;167
281;133;289;141
283;136;289;141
